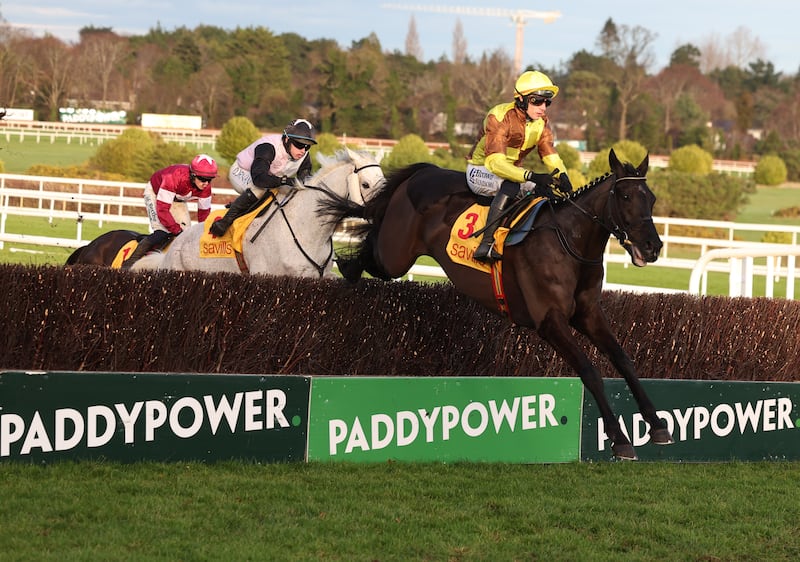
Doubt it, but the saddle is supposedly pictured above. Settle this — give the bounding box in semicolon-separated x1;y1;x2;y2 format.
200;191;277;258
448;194;547;272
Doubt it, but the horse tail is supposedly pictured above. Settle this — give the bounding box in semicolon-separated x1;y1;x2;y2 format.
316;190;366;223
336;163;434;283
65;245;87;265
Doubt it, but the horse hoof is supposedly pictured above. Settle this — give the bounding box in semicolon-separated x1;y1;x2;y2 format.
650;427;675;445
612;442;638;461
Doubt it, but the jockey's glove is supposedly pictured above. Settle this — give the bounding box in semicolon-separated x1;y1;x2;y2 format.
280;176;292;186
523;169;556;187
525;170;566;200
558;172;573;194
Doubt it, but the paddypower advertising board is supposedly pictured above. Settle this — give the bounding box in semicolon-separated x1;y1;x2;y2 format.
308;377;583;463
0;371;309;463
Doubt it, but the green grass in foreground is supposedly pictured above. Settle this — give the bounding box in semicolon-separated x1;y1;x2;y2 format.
0;461;797;561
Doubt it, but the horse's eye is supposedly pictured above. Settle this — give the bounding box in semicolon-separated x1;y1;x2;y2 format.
362;181;370;190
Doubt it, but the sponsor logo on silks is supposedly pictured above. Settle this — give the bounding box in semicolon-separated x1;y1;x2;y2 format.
1;389;293;457
595;397;797;453
328;393;559;456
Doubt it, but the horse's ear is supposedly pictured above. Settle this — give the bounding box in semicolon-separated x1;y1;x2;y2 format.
345;146;358;163
638;152;650;175
608;148;620;171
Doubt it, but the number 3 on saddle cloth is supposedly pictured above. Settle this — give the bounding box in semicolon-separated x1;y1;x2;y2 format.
448;196;547;273
198;192;277;259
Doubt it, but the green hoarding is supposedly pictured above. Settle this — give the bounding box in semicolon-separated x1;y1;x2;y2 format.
308;377;582;462
581;379;800;461
0;371;310;463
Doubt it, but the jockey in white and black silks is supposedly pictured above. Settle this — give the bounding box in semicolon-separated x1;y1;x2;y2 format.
122;154;218;269
466;70;573;262
210;118;317;237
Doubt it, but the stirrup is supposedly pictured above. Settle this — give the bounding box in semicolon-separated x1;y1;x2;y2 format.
474;244;500;263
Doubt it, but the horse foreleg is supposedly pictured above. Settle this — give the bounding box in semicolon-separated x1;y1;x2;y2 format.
538;309;638;460
572;303;674;447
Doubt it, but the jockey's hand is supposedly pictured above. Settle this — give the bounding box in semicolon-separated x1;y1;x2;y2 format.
280;175;293;186
524;169;557;188
525;170;564;200
558;172;573;194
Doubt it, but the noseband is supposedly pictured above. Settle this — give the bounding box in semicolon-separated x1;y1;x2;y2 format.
354;163;382;174
603;176;653;249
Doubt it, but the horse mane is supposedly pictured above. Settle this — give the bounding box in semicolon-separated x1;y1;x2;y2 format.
315;148;375;170
548;171;614;206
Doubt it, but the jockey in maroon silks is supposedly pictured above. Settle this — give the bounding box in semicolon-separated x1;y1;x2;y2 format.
121;154;218;269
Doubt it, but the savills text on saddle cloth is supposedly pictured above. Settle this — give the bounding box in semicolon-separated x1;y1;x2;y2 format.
447;198;544;273
199;193;276;259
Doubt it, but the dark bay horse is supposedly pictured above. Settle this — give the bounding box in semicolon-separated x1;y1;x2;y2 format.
326;149;674;460
65;230;146;267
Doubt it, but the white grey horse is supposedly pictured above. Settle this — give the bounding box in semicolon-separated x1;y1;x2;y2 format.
134;148;384;278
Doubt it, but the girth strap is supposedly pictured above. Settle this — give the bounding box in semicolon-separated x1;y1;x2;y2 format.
490;261;509;317
234;250;250;274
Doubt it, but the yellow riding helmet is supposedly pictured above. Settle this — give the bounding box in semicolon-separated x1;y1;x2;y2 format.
514;70;559;99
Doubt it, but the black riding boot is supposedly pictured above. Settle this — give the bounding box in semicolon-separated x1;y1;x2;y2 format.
121;230;171;270
473;188;515;262
209;189;259;237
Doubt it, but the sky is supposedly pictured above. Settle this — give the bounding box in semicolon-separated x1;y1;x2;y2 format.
2;1;797;75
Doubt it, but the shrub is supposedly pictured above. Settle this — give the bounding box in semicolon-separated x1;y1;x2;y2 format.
24;164;127;181
89;128;155;178
754;154;788;186
762;231;793;244
556;143;581;171
778;148;800;182
382;134;433;170
567;169;588;189
88;128;195;182
215;117;261;164
314;132;344;157
650;169;755;219
587;140;648;179
774;206;800;218
431;147;466;172
669;144;713;174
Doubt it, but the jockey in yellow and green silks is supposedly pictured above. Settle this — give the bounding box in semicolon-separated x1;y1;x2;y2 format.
466;70;573;262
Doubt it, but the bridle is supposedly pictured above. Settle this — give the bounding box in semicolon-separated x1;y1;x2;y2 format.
249;162;383;278
547;174;651;265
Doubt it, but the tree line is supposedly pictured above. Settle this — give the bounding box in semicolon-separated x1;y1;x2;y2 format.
1;13;799;179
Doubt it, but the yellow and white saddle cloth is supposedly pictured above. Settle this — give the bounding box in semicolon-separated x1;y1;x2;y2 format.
199;192;276;259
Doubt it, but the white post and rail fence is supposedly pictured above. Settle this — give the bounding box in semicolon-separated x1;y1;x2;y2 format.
1;172;798;299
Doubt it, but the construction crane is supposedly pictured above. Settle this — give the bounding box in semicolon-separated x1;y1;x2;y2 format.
382;4;561;73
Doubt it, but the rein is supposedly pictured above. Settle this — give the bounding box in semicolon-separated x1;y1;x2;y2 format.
248;166;368;278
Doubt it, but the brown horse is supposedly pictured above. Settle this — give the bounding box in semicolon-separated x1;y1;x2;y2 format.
65;230;146;267
326;149;674;460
